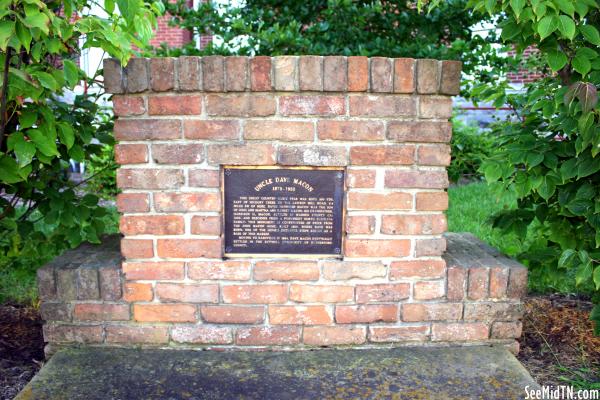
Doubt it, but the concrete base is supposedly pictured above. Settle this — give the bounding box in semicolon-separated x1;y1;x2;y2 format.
18;346;538;399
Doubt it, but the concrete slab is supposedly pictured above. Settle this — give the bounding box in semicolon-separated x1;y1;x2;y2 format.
17;346;538;399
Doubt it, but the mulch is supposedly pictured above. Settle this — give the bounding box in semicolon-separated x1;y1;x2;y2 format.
0;294;598;399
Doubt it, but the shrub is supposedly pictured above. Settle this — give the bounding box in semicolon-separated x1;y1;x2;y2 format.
449;119;497;182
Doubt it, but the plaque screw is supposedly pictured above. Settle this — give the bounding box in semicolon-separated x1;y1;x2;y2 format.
336;172;343;180
225;169;231;176
334;247;341;254
225;246;233;252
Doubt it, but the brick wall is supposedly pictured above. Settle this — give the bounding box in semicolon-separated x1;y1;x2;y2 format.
39;55;525;351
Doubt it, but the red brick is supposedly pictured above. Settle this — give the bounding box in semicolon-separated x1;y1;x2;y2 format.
385;170;448;189
156;283;218;303
447;267;466;301
121;239;153;259
431;322;489;341
99;268;122;301
440;60;462;95
464;303;523;322
349;95;415;117
244;121;313;141
183;120;240;140
225;56;248;91
347;192;412;210
346;215;375;234
235;326;300;346
489;267;509;299
103;58;124;94
148;95;201;115
202;56;224;92
347;56;368;91
415;192;448;211
468;268;489;300
304;326;366;346
117;169;184;190
350;145;415;165
369;326;429;342
177;56;201;91
134;304;196;322
222;285;287;304
44;324;103;343
206;94;276;117
344;239;410;257
299;56;322;91
370;57;393;92
208;144;276;165
278;145;347;166
402;303;462;322
413;280;445;300
507;267;528;299
157;239;222;259
151;143;204;164
346;169;376;188
73;303;130;321
419;97;453;119
279;95;345;116
116;193;149;213
115;144;148;165
154;192;220;212
416;59;439;94
191;216;221;235
200;306;264;324
390;260;445;280
124;282;153;302
321;261;386;280
387;121;452;143
356;283;410;303
269;305;332;325
393;58;415;93
171;326;232;344
120;215;184;236
273;56;297;91
318;121;384;141
336;304;398;323
418;144;451;166
150;58;175;91
250;56;272;91
254;262;319;281
381;214;447;235
113;96;145;116
189;169;220;188
106;325;169;344
415;238;447;256
114;119;181;140
188;261;251;281
323;56;347;91
491;321;522;339
124;58;148;93
122;262;184;280
289;285;354;303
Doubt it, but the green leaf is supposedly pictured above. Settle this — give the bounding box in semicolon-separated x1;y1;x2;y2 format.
577;155;600;178
11;134;36;167
558;249;577;269
483;162;502;182
557;15;576;39
560;158;578;180
510;0;526;18
554;0;575;16
58;123;75;149
117;0;141;25
23;12;50;34
19;110;37;129
526;152;544;168
537;15;558;40
538;176;556;200
547;50;568;72
580;25;600;45
0;20;15;51
572;54;591;76
575;259;592;286
82;194;99;206
32;71;59;91
27;128;59;157
0;156;23;184
62;59;79;88
593;266;600;290
15;22;32;52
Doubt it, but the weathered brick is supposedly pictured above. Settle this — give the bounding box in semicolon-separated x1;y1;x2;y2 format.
113;96;145;116
415;238;447;257
431;322;489;341
350;145;415;165
279;95;345;116
103;58;124;94
390;260;446;280
73;303;129;321
106;325;169;344
121;239;154;259
468;268;489;300
464;302;523;322
156;283;218;303
289;285;354;303
191;216;221;235
418;144;451;166
44;324;103;344
387;121;452;143
183;120;240;140
156;239;222;259
189;169;220;188
206;94;276;117
122;262;185;280
115;144;148;164
152;143;204;164
171;326;232;344
447;266;466;301
393;58;415;93
323;56;347;91
321;261;386;281
299;56;322;91
419;97;453;119
369;326;429;342
344;239;410;257
116;193;149;213
55;269;77;301
200;305;264;324
356;283;410;303
269;305;332;325
120;215;184;235
318;121;384;141
177;56;201;91
370;57;393;92
222;285;287;304
202;56;224;92
416;59;439;94
381;214;447;235
346;169;376;188
77;268;99;300
491;321;523;339
304;326;366;346
99;267;122;301
150;58;175;92
507;267;528;299
114;119;181;140
40;303;71;322
124;282;153;302
117;169;184;190
254;261;319;281
278;145;347;166
148;95;201;115
349;95;415;117
235;326;300;346
440;60;462;95
347;192;412;210
134;304;196;322
125;58;149;93
188;261;251;281
209;144;276;165
273;56;298;91
249;56;272;91
413;280;445;300
225;56;248;91
385;170;448;189
154;192;220;212
416;191;448;211
347;56;368;92
489;267;509;299
402;303;462;322
37;267;56;300
336;304;397;323
346;215;375;234
244;120;313;141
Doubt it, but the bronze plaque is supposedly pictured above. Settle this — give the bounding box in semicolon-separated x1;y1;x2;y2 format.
223;167;344;256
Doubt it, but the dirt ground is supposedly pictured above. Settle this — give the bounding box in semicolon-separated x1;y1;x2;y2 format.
0;294;598;399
